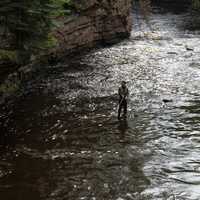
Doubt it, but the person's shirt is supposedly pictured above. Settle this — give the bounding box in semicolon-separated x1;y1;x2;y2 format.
118;86;129;99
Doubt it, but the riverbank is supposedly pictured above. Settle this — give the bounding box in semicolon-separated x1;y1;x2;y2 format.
0;0;132;105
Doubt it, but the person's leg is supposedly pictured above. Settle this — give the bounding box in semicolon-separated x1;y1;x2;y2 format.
118;100;122;119
123;100;127;117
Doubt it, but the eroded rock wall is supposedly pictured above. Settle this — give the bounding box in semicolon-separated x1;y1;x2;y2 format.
54;0;132;54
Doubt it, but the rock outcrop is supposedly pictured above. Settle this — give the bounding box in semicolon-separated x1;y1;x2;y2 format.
54;0;132;55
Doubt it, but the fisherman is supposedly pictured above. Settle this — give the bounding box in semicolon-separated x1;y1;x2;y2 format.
118;81;129;120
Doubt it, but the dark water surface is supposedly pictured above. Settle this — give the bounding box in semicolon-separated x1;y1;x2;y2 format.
1;5;200;200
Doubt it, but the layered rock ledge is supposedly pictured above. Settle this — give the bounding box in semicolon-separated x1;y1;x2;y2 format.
54;0;132;55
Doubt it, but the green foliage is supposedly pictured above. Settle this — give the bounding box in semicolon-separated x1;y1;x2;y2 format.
192;0;200;10
51;0;73;16
0;0;54;64
0;0;73;65
188;0;200;29
0;50;17;62
41;34;58;49
0;81;19;94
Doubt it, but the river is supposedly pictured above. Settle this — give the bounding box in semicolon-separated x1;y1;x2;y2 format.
1;4;200;200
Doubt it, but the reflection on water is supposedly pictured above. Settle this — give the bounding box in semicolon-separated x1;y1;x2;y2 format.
118;119;128;135
1;4;200;200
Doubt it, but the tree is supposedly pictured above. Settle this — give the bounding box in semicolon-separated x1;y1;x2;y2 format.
0;0;56;64
192;0;200;10
0;0;72;65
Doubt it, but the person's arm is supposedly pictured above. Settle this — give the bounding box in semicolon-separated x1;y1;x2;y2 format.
125;88;129;99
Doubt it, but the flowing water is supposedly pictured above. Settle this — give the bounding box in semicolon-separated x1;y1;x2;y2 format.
1;5;200;200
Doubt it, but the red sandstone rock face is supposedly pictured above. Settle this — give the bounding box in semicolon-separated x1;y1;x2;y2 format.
54;0;132;54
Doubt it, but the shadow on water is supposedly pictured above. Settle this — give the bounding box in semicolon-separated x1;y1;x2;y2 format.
118;119;129;135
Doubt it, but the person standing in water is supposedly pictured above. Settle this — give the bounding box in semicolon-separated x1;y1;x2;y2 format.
118;81;129;120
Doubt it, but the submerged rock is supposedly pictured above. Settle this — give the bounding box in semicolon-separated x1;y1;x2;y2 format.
167;52;178;55
162;99;173;103
185;45;194;51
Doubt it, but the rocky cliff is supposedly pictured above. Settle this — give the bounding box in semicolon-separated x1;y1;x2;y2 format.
54;0;132;55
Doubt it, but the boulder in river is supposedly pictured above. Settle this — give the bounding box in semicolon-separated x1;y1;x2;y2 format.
185;45;194;51
162;99;173;103
167;52;178;55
